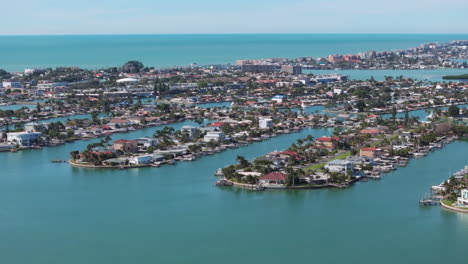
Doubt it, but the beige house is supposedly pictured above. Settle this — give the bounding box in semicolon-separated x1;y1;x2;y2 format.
113;139;138;153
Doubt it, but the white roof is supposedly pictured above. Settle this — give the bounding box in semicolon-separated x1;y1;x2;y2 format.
116;78;139;83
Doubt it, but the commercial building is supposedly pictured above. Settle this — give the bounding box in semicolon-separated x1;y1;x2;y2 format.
129;155;153;165
272;95;287;103
281;65;302;75
2;80;23;89
240;64;277;73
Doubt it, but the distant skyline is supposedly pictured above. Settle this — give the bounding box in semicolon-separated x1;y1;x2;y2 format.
3;0;468;35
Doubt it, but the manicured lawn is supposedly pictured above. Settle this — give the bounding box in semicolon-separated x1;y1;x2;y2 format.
303;151;351;172
442;200;453;206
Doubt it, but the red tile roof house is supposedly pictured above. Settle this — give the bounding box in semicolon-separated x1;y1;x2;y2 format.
360;129;381;136
208;122;226;128
279;150;303;161
366;114;381;124
315;136;340;150
360;147;382;159
259;172;288;187
112;139;138;153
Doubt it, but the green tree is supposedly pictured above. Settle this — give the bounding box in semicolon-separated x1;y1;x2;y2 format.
448;105;460;117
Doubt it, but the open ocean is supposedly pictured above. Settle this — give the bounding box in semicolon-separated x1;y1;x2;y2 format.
1;34;467;71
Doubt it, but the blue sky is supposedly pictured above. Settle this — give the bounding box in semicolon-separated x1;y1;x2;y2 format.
3;0;468;35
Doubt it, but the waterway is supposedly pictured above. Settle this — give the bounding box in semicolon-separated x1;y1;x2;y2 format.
1;117;467;263
1;34;468;72
308;69;468;82
381;103;468;121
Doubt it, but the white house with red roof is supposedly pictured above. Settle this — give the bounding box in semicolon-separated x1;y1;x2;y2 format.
259;172;287;187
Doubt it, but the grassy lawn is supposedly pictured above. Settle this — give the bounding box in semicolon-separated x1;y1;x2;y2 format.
442;200;453;206
303;151;351;173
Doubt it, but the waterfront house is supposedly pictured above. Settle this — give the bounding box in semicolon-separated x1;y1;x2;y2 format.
366;114;381;124
129;155;153;165
307;172;330;184
272;95;287;103
102;158;128;166
360;147;382;159
400;131;413;142
6;131;42;147
457;189;468;207
108;118;131;129
113;139;138;153
325;159;353;173
207;122;226;128
203;131;225;142
24;122;47;132
259;172;287;186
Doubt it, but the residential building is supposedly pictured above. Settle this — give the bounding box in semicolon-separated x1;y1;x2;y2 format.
259;172;287;186
325;159;353;173
360;147;382;158
24;122;47;132
281;65;302;75
113;139;138;153
259;118;273;129
457;189;468;206
315;136;340;150
203;131;225;142
7;131;42;147
108;118;131;129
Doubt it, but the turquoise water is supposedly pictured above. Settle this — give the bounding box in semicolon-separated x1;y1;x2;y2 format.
197;102;232;108
1;118;468;263
1;34;468;71
381;104;468;121
0;104;33;111
309;69;468;81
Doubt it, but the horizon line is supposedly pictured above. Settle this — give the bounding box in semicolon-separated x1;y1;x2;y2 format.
2;32;468;37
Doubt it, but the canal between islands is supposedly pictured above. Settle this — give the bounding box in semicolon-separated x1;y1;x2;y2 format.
1;117;468;263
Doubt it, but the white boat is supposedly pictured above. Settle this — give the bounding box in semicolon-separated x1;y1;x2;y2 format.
214;168;224;176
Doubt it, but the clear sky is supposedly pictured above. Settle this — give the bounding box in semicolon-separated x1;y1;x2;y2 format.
3;0;468;35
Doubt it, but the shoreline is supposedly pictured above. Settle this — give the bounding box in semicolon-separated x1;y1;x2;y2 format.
68;126;313;169
68;159;150;169
440;200;468;213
